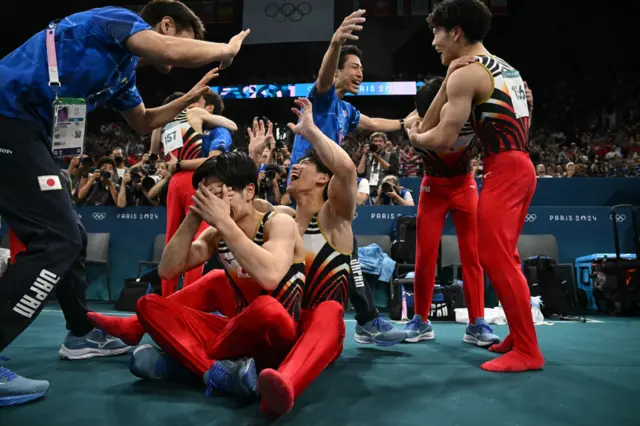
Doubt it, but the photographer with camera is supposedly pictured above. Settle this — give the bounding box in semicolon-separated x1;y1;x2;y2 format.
357;132;399;197
117;161;170;207
111;147;129;181
77;157;120;206
258;164;286;205
374;175;414;206
66;155;94;199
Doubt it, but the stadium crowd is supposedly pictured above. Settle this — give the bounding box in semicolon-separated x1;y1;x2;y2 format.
65;68;639;208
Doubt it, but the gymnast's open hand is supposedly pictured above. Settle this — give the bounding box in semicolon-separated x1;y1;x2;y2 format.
190;183;232;227
287;98;315;136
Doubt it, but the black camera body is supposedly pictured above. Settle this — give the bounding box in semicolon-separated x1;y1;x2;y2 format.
264;164;281;181
101;170;112;180
381;182;395;193
369;143;379;154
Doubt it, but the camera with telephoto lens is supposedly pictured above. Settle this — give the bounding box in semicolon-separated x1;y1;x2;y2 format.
381;182;395;194
100;170;112;180
142;175;162;191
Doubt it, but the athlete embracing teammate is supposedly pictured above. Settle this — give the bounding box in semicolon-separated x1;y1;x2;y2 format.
289;9;413;345
408;0;544;373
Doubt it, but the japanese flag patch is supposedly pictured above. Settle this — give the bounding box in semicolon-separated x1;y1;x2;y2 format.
37;175;62;191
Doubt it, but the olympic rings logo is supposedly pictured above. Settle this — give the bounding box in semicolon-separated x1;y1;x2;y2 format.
92;212;107;221
265;2;312;22
609;214;627;223
524;214;537;223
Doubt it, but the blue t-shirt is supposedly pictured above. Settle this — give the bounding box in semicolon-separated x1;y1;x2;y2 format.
290;84;361;167
0;7;150;138
202;127;233;156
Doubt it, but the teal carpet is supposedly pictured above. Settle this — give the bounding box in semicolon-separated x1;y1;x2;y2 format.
2;304;639;426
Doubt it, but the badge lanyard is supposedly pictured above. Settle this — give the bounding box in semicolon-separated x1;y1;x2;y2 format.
47;23;87;158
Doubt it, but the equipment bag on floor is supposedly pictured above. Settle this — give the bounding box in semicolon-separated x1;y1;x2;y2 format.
523;256;575;317
391;215;417;264
115;277;158;312
593;205;640;316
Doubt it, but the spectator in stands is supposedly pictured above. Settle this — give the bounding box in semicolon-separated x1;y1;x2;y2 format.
77;157;120;206
111;147;129;181
356;176;371;205
117;163;168;207
536;164;552;178
357;132;399;194
399;145;422;177
565;162;576;177
257;164;286;205
374;175;414;206
471;158;484;178
574;163;589;177
66;155;93;194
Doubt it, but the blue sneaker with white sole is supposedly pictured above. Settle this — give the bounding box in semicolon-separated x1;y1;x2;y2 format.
58;328;131;360
463;318;501;347
0;358;49;407
404;314;435;343
354;316;407;347
129;344;192;381
204;358;258;400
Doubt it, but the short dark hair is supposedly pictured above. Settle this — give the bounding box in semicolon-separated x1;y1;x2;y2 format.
299;150;332;200
427;0;492;44
415;77;444;117
338;45;363;70
192;152;258;196
97;157;117;170
163;92;185;105
140;0;206;40
203;92;224;114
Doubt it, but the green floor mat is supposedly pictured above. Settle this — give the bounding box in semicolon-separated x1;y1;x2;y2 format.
2;306;639;426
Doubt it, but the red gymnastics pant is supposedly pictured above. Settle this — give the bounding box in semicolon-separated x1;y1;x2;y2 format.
87;269;238;346
136;293;299;376
257;301;346;418
478;151;543;370
414;172;484;322
163;171;210;296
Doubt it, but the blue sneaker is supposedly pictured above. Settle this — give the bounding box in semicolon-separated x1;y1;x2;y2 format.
404;314;435;343
463;318;501;347
0;359;49;407
354;316;407;347
204;358;258;400
58;328;131;360
129;344;192;381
